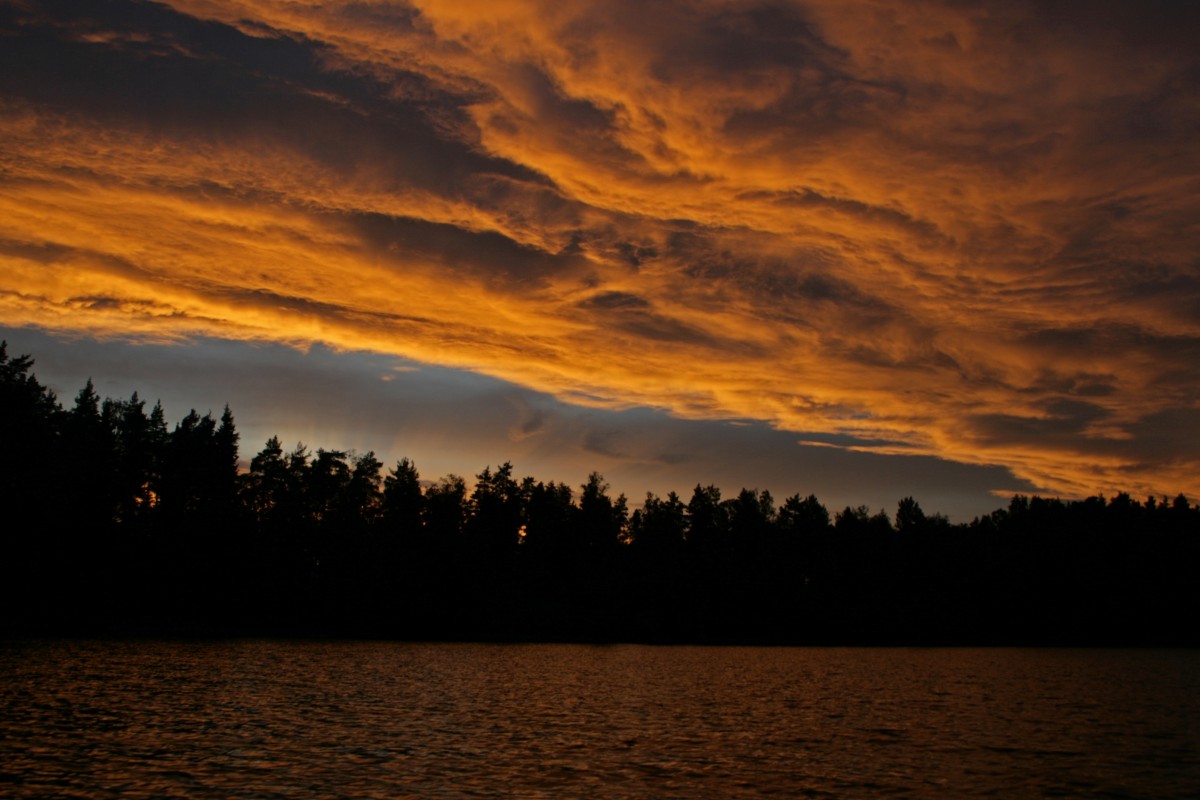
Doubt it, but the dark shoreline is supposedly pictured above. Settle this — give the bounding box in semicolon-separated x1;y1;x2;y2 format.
4;341;1199;649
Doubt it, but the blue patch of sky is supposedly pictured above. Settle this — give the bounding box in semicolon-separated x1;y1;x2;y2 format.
1;326;1031;520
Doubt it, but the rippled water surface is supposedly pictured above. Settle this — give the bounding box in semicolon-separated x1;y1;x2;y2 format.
2;642;1197;798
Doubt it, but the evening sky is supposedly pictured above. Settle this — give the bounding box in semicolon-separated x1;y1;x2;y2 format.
2;0;1197;518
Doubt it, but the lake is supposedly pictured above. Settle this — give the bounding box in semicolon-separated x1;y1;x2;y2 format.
1;642;1197;798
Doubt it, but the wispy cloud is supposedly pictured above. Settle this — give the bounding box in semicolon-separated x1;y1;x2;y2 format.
2;0;1198;500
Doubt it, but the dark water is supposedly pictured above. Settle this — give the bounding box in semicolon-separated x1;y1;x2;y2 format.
1;642;1197;798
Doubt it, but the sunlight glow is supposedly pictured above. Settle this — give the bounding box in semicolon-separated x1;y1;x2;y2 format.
2;1;1198;501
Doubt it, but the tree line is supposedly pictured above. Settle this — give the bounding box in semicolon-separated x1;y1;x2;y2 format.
2;342;1197;644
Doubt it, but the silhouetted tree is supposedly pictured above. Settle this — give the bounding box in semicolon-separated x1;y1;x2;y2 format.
834;504;870;535
468;462;522;553
242;436;287;524
62;379;118;529
895;496;927;533
725;487;774;547
4;340;1198;645
519;478;575;552
338;451;383;529
631;491;687;553
213;405;239;508
685;483;727;551
578;472;628;551
306;449;352;525
424;474;467;541
160;408;235;519
778;493;831;535
381;457;423;537
103;392;166;524
0;345;60;520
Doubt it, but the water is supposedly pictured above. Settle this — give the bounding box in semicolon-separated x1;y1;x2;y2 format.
1;642;1197;798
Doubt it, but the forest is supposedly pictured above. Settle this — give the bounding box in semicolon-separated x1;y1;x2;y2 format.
2;341;1197;644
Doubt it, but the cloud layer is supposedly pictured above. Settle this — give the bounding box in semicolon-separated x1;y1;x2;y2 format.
2;0;1198;500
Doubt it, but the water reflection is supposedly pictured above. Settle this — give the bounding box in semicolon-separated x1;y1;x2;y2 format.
2;643;1197;798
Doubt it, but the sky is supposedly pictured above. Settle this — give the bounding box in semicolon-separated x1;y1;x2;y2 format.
1;0;1198;521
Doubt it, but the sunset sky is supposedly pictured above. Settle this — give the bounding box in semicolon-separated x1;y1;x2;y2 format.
2;0;1198;520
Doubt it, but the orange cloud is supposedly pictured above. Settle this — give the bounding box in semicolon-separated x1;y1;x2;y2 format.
2;0;1198;503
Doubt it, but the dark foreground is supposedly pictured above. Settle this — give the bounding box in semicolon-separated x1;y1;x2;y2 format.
3;341;1199;645
4;503;1198;645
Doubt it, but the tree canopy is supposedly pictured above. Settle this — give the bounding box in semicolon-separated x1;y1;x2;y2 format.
1;341;1197;644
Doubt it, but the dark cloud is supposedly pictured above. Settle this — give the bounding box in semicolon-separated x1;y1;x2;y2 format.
641;1;841;83
1019;326;1200;384
327;2;423;34
576;296;761;355
348;212;585;289
722;75;904;143
209;286;448;336
0;0;542;195
616;313;752;353
1120;407;1200;463
614;242;657;268
737;188;947;244
1021;371;1118;398
1120;270;1200;327
966;413;1088;450
967;399;1200;488
502;62;648;174
777;273;863;305
1026;0;1200;52
510;404;548;441
65;296;124;312
578;292;650;311
0;237;74;263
